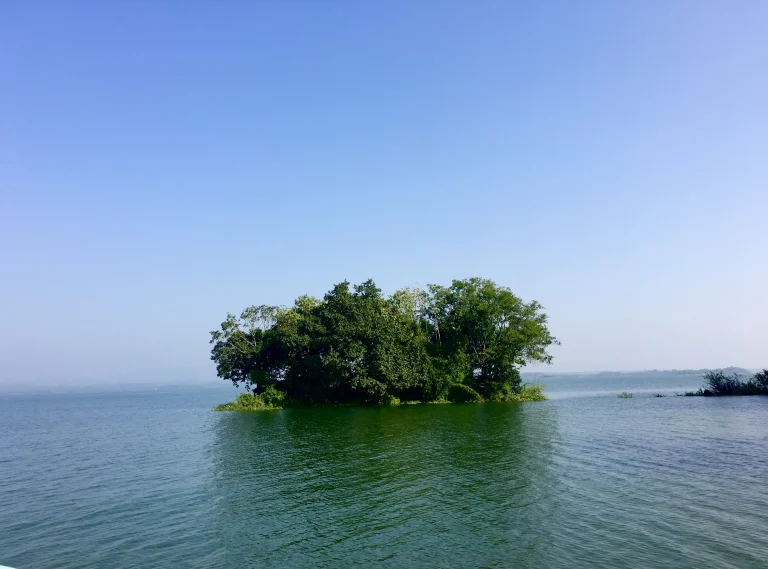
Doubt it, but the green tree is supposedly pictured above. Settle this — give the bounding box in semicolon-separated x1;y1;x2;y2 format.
313;280;431;403
209;305;283;394
423;278;559;399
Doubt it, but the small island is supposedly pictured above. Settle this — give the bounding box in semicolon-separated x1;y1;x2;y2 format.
686;369;768;396
211;278;558;410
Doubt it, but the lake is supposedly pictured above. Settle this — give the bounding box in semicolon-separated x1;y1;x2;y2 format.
1;375;767;568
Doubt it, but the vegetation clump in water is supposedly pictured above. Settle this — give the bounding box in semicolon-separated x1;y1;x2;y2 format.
211;278;557;410
685;369;768;396
618;392;634;398
214;386;286;411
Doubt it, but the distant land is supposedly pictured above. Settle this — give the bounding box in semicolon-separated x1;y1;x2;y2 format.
523;367;756;379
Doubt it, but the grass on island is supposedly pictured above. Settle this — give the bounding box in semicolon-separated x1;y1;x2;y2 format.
214;383;547;411
685;369;768;397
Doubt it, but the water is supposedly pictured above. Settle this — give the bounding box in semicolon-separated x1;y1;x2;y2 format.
1;376;767;568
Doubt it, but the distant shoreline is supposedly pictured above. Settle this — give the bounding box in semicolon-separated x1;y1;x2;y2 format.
524;367;755;378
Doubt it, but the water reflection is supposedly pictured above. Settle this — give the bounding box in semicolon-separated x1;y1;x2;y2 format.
211;403;559;568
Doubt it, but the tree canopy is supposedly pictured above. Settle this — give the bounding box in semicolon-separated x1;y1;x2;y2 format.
210;278;559;406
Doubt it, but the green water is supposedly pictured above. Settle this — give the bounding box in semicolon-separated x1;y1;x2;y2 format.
1;379;767;568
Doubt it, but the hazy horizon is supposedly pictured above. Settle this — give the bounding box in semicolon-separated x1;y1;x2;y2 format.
2;1;766;388
1;364;764;395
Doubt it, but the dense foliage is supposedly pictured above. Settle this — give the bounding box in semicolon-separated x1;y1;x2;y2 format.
210;278;557;408
687;369;768;396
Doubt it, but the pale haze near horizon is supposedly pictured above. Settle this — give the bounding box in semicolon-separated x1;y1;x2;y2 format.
1;1;766;390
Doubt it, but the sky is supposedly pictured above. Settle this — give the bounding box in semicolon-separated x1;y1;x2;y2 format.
1;0;766;388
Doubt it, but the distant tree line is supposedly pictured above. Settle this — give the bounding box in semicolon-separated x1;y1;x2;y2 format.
210;278;558;408
688;369;768;396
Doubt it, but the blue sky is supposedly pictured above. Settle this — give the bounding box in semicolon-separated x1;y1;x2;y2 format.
1;0;766;387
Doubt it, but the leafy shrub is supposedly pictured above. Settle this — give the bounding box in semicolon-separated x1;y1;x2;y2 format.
447;383;483;403
704;371;742;395
510;383;547;402
754;370;768;390
488;381;547;402
742;369;768;395
259;386;286;408
214;388;285;411
488;381;514;402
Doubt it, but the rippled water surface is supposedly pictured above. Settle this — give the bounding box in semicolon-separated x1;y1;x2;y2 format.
2;377;767;568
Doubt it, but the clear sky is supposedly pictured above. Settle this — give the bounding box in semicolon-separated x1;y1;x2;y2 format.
1;0;766;388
